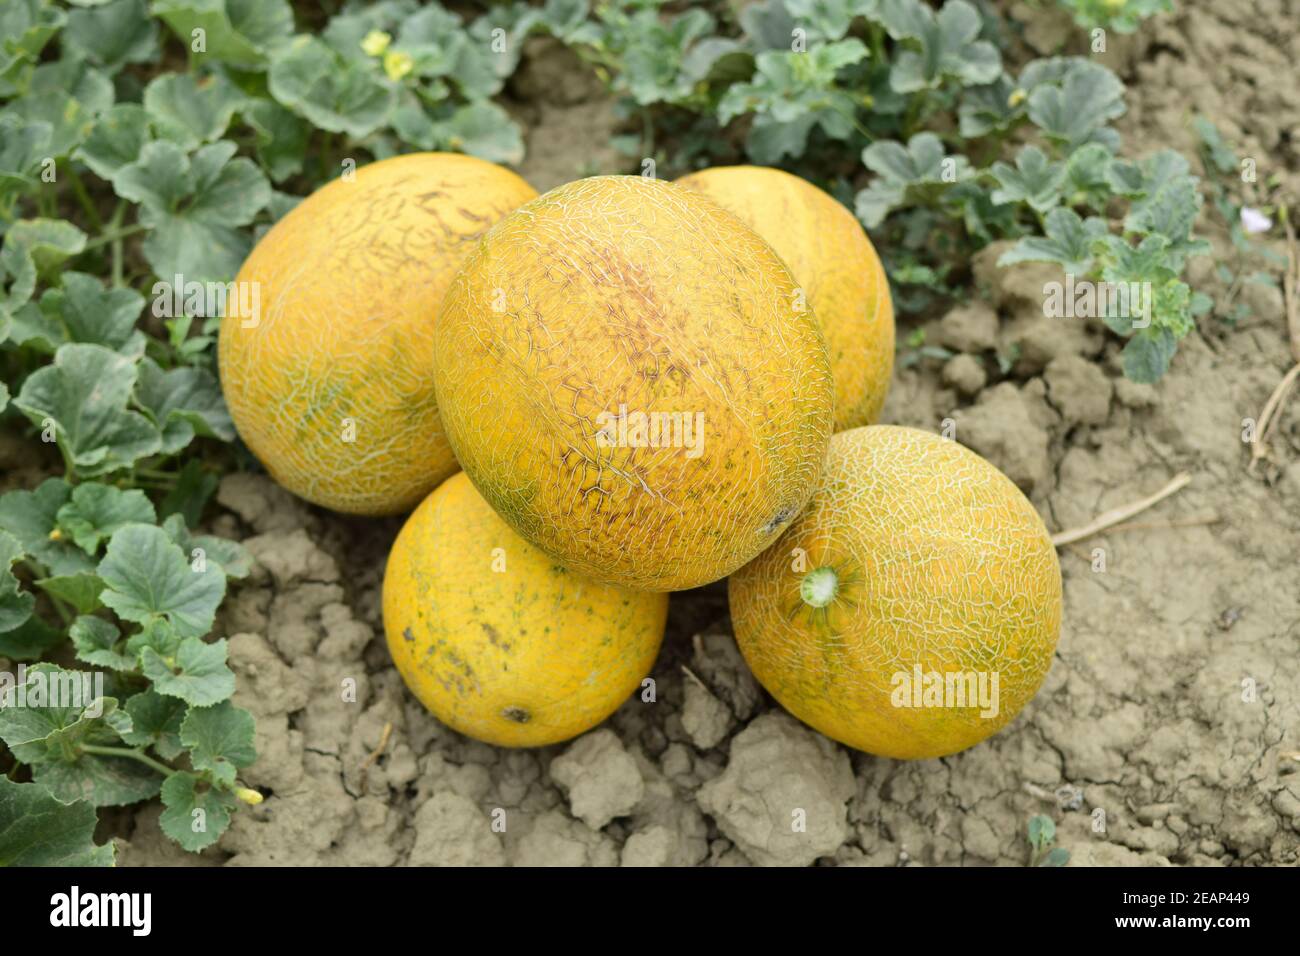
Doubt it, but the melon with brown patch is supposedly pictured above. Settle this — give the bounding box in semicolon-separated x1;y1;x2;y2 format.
219;153;537;515
432;175;834;591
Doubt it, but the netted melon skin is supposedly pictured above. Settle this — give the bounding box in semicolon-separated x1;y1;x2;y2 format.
729;425;1062;759
677;165;895;431
219;153;537;515
433;175;835;592
383;472;667;747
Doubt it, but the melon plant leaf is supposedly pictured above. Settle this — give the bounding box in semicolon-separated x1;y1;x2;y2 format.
1026;60;1124;152
141;637;235;706
4;218;90;287
134;356;235;453
143;72;245;150
0;381;7;414
122;689;187;759
125;617;184;661
159;770;234;851
1121;325;1178;385
152;0;295;68
0;529;35;634
36;272;146;353
268;35;396;139
856;132;973;227
1027;813;1055;850
1106;149;1190;198
115;139;270;282
958;73;1020;138
75;103;152;182
0;777;114;867
784;0;879;43
36;572;106;615
98;523;226;638
0;1;65;85
242;99;308;183
69;616;136;671
437;101;525;165
989;145;1065;212
180;700;255;787
1063;142;1114;210
879;0;1000;93
160;514;252;579
0;478;95;576
998;207;1108;275
4;88;108;159
13;343;162;477
158;460;220;529
0;615;63;661
0;115;52;204
63;0;157;73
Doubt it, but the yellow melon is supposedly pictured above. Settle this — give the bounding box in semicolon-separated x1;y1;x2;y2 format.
219;153;537;515
382;471;667;747
432;175;834;592
676;165;895;430
728;425;1061;759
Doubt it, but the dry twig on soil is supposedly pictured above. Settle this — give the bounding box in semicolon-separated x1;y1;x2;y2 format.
1248;204;1300;473
1051;473;1193;547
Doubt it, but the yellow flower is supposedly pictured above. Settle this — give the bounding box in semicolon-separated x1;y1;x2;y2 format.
234;787;264;806
383;50;414;82
1008;88;1027;108
361;30;391;57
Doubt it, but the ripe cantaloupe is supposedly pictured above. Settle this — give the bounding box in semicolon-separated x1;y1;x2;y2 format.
676;166;895;430
432;175;834;592
219;153;537;516
382;471;667;747
728;425;1061;759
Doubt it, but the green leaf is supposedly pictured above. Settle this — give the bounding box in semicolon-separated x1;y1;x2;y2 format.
36;572;105;614
36;271;145;352
180;700;255;787
958;73;1020;138
0;529;35;634
115;140;270;282
879;0;1000;93
69;616;135;670
856;132;972;227
1026;60;1124;152
52;481;152;556
64;0;157;73
75;103;152;182
134;358;235;454
0;478;95;576
438;101;524;165
4;219;89;285
1122;326;1178;384
268;35;395;139
242;99;308;183
34;750;163;808
998;207;1109;275
0;1;66;89
13;343;161;477
153;0;295;68
1027;814;1054;850
159;770;234;851
1063;142;1114;210
1041;846;1070;866
0;114;52;205
0;777;114;867
141;637;235;707
98;523;226;638
143;72;245;150
0;613;63;661
160;514;252;579
159;460;220;529
989;145;1065;212
121;689;187;759
5;88;109;159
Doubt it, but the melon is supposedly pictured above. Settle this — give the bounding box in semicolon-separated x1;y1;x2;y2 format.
219;152;537;515
676;165;895;430
382;471;667;747
728;425;1061;759
432;175;834;592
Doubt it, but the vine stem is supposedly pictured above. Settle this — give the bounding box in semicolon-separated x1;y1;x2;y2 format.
83;223;145;251
80;744;175;778
65;166;103;232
